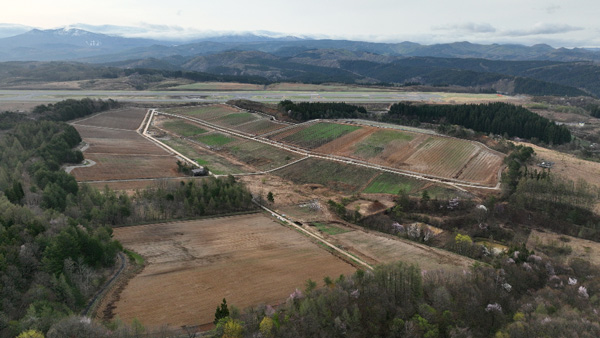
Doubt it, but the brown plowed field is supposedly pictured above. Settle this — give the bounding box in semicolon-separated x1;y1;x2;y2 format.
109;214;356;328
72;108;147;130
71;154;181;181
71;108;184;183
75;126;168;155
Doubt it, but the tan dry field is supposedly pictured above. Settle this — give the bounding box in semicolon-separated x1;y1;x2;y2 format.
110;214;356;327
75;126;168;155
71;108;184;183
72;108;148;131
313;126;503;186
72;154;182;181
527;229;600;266
330;229;474;273
516;141;600;188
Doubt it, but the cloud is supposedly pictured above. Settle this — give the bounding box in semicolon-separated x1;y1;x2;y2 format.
504;22;583;36
433;22;496;34
545;5;561;14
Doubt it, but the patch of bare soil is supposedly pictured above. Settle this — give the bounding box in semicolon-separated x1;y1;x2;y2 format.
107;214;356;328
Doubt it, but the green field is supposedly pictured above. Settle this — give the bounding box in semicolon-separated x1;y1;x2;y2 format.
161;138;245;175
311;222;350;235
162;120;207;136
226;140;301;171
195;133;235;147
280;122;361;149
362;173;426;195
236;119;287;135
212;112;258;127
274;158;378;194
354;130;413;158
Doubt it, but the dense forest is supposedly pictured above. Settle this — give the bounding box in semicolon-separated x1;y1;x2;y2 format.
278;100;367;121
32;98;120;122
386;102;572;144
0;98;118;131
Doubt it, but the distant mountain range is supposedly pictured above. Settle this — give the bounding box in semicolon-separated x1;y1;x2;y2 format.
1;27;600;98
1;27;600;63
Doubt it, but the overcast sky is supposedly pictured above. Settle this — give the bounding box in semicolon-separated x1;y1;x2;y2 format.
2;0;599;47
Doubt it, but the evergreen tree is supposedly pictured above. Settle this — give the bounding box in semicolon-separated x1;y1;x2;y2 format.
214;298;230;324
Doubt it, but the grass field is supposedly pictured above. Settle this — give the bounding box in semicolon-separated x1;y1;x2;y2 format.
161;138;246;175
274;158;378;194
274;122;362;149
362;173;426;195
211;112;258;127
161;119;208;136
354;129;414;158
234;119;288;136
106;214;356;328
195;133;235;147
226;139;301;171
312;222;351;235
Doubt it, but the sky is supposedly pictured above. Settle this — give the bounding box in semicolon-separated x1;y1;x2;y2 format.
1;0;599;47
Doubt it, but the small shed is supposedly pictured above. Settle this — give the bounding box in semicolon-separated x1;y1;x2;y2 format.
191;167;208;176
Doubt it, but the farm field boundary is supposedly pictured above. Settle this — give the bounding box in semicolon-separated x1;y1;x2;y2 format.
148;109;502;190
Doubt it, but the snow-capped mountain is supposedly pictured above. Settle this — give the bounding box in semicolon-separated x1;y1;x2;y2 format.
0;28;166;61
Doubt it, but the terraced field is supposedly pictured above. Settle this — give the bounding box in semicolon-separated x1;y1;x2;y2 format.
156;105;503;187
225;139;302;171
160;137;247;175
404;137;479;179
234;119;288;135
161;119;208;137
268;122;362;149
273;158;379;194
308;124;503;186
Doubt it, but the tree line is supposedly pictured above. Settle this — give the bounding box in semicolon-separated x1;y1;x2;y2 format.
386;102;572;144
278;100;367;121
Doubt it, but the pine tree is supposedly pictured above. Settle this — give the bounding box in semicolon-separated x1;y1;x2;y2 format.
214;298;230;324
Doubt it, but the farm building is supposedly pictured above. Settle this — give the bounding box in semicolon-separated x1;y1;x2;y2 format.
191;167;208;176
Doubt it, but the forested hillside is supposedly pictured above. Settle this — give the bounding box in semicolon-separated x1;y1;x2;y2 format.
3;51;600;97
386;102;572;145
0;100;256;337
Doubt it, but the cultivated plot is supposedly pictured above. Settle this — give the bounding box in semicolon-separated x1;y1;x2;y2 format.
71;108;184;183
71;108;147;131
330;229;474;273
289;123;504;186
109;214;356;327
362;172;427;195
71;154;180;181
